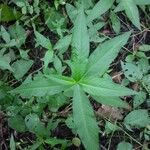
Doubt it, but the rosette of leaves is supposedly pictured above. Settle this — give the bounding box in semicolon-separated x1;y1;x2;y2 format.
11;3;137;150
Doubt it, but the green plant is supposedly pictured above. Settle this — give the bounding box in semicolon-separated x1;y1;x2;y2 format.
12;0;40;15
0;3;22;22
9;3;138;150
120;44;150;149
122;44;150;108
117;141;133;150
115;0;150;30
1;0;150;149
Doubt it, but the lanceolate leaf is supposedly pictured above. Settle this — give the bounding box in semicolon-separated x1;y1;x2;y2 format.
93;96;130;109
67;59;88;81
120;0;141;29
1;26;10;43
78;0;94;9
42;50;53;69
87;0;114;22
44;74;76;85
110;11;121;34
72;5;89;59
73;85;99;150
85;31;131;77
80;77;136;97
114;2;124;12
66;4;77;23
10;134;16;150
35;31;53;68
115;0;150;12
114;0;150;12
28;141;42;150
35;31;52;50
54;34;72;53
134;0;150;5
45;138;69;148
10;77;70;98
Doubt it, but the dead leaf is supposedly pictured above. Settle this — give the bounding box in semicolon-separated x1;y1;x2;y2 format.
132;83;140;91
112;71;123;83
96;105;124;121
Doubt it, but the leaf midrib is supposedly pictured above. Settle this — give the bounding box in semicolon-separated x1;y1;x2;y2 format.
80;82;117;92
76;88;91;144
13;85;64;92
86;36;125;75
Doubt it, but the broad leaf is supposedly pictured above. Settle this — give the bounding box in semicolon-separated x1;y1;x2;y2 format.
19;49;29;60
8;115;26;132
105;121;120;134
87;0;114;22
72;5;89;59
73;85;99;150
86;32;131;77
117;141;133;150
93;96;130;109
10;77;69;98
47;94;68;112
0;4;21;22
9;23;27;48
12;59;33;80
124;109;150;128
25;114;48;137
133;91;146;108
80;77;136;97
138;44;150;52
0;53;13;72
0;39;17;48
0;83;11;100
44;7;66;33
121;61;143;82
138;58;149;74
25;114;40;132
